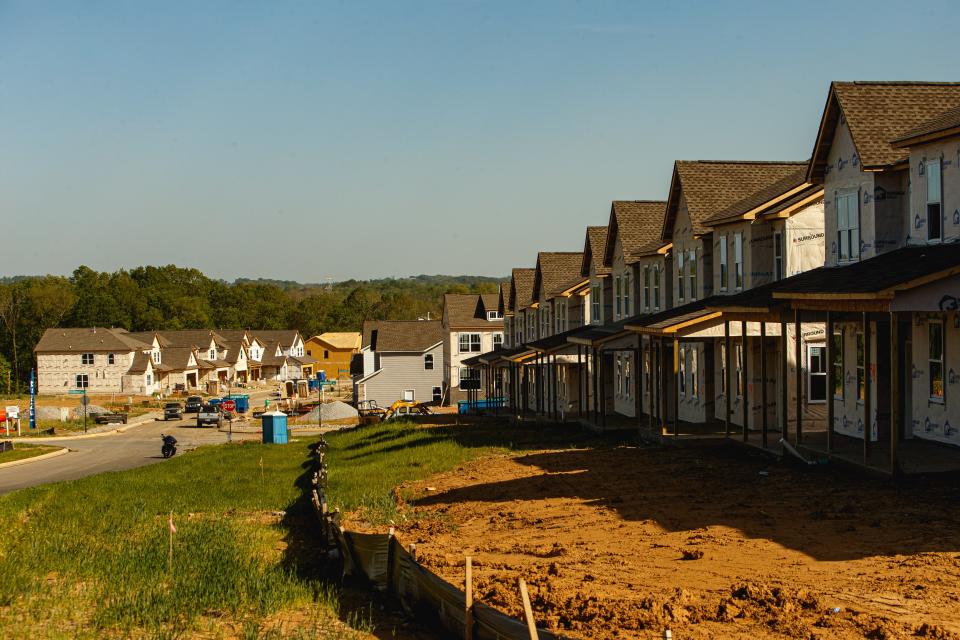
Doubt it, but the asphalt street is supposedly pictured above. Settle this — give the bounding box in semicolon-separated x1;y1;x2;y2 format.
0;413;262;495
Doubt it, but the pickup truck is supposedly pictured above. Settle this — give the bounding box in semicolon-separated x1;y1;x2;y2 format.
94;412;128;425
196;404;222;428
184;396;203;413
163;403;183;421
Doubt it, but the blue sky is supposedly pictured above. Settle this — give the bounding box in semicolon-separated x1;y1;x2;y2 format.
2;1;958;282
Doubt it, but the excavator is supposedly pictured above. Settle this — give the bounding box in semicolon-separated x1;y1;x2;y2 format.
356;399;431;424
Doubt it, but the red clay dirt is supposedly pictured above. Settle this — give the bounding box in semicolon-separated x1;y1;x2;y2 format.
374;441;960;639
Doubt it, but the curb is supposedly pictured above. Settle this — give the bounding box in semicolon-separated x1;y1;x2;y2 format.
1;413;162;443
0;446;69;470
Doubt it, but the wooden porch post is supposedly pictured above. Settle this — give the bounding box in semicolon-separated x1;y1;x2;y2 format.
599;349;607;429
577;344;583;419
826;312;834;453
592;347;599;424
794;308;803;444
672;336;680;437
741;320;748;441
760;320;768;449
780;318;788;443
863;312;872;464
635;334;643;429
724;320;731;438
889;311;899;474
655;338;662;431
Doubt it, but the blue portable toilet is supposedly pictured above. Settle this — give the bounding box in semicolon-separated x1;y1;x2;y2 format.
317;370;327;382
261;411;289;444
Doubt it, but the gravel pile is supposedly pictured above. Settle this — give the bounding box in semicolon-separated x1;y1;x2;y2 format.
300;401;358;423
36;406;69;421
70;404;109;419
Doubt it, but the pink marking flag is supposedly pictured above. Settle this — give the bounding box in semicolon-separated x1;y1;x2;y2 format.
169;512;177;534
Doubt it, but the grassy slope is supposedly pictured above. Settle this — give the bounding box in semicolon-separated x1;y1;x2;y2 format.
0;444;60;464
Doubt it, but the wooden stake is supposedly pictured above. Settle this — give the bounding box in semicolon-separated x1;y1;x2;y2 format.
465;556;474;640
407;543;417;562
168;511;174;575
518;578;538;640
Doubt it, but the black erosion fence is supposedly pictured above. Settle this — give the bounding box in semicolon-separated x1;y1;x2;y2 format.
308;438;569;640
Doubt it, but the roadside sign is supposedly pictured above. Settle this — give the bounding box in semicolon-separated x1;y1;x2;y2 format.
222;399;236;413
68;390;85;394
80;394;89;407
5;406;19;419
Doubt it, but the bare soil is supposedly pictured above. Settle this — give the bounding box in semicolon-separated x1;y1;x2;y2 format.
382;441;960;639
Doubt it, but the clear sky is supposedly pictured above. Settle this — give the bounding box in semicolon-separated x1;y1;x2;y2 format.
2;1;959;282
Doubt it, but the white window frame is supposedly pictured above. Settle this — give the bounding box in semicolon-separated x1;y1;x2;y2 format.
734;233;744;290
653;266;660;311
678;347;686;396
402;389;415;402
81;353;94;365
929;319;945;403
690;346;698;398
643;267;650;310
591;284;601;324
486;310;503;320
774;231;784;281
688;250;697;301
624;353;632;399
927;158;943;243
493;332;503;349
432;386;442;403
719;235;728;291
424;353;434;370
676;251;685;301
75;374;89;388
735;343;743;398
624;271;631;316
614;276;621;318
616;355;623;396
459;332;481;353
836;191;860;263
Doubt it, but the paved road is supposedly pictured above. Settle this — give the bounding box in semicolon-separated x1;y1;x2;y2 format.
0;415;262;495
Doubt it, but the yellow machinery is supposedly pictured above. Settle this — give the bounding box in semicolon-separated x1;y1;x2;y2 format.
357;399;430;424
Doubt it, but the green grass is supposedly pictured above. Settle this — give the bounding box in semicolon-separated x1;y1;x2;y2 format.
0;438;366;639
0;444;60;464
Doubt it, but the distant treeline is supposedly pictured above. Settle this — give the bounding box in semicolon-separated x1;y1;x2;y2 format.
0;265;502;390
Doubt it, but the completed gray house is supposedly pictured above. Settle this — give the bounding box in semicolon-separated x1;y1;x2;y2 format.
353;320;444;407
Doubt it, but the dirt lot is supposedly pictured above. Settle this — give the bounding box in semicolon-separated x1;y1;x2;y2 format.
385;441;960;639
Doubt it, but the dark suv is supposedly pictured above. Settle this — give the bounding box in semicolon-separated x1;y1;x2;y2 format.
163;402;183;421
184;396;203;413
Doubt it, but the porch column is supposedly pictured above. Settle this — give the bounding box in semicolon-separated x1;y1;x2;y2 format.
889;311;899;474
600;349;607;429
537;353;543;415
760;320;768;449
826;312;835;453
654;338;662;431
863;311;872;464
592;347;599;424
672;336;680;437
794;308;803;444
577;345;583;419
741;320;748;442
780;318;788;443
635;334;642;429
551;354;558;420
724;320;731;438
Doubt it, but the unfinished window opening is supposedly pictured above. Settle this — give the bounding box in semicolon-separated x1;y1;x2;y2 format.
927;158;943;242
836;191;860;263
719;235;728;291
929;320;944;403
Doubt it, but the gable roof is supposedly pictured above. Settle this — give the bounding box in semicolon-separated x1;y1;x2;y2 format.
309;332;362;351
251;330;300;348
508;268;536;311
581;226;610;277
532;252;584;300
498;280;512;315
156;330;227;350
159;347;199;371
361;320;443;352
664;161;808;239
891;103;960;148
602;201;667;266
34;327;152;353
808;81;960;181
443;293;504;329
701;168;821;226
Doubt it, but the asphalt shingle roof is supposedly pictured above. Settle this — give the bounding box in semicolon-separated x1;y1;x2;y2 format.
443;293;503;329
701;168;812;225
603;201;667;265
809;82;960;180
533;252;584;300
509;268;536;311
892;103;960;146
34;328;152;353
362;320;444;352
665;161;808;238
582;226;610;277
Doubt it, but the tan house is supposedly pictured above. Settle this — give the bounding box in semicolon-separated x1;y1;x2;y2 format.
442;293;503;403
304;332;361;382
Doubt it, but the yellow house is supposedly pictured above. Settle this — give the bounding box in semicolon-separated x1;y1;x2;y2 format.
304;332;361;381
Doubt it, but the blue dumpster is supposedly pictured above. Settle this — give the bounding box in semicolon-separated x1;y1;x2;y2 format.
224;394;250;413
261;411;288;444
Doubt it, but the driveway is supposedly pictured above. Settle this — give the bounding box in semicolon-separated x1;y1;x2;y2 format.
0;414;262;495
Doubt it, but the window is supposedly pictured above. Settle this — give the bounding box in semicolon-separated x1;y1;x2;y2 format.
774;232;784;281
146;374;152;386
624;354;632;399
690;347;698;398
432;386;442;403
616;355;623;395
929;320;944;402
493;332;504;349
836;191;860;263
927;158;943;242
614;276;622;317
624;272;631;316
424;354;434;370
734;233;744;289
540;307;551;336
644;350;652;394
75;374;89;388
208;349;216;360
677;251;685;301
402;389;415;402
653;266;661;310
720;344;727;396
153;351;160;364
324;350;330;359
833;330;844;399
81;353;94;365
459;333;481;353
591;284;601;323
735;343;743;398
679;347;686;396
688;250;697;301
107;353;115;365
459;367;480;384
643;267;650;310
555;302;565;334
856;332;865;403
527;313;536;341
487;310;503;320
808;346;826;403
719;235;728;291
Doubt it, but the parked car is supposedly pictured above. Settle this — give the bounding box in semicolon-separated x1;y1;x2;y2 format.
163;402;183;421
94;412;128;425
196;404;222;428
184;396;203;413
